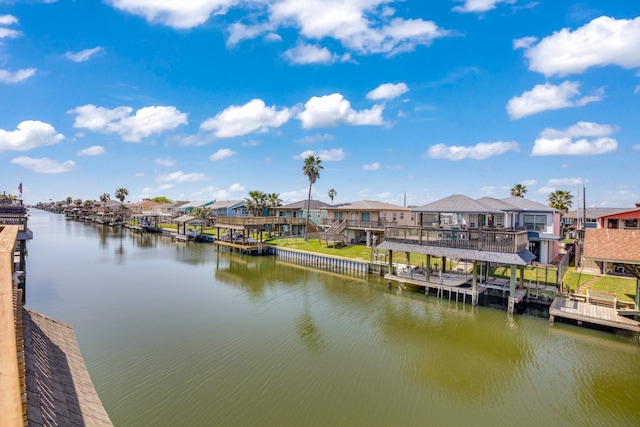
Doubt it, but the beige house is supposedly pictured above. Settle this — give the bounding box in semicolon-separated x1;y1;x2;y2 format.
320;200;414;246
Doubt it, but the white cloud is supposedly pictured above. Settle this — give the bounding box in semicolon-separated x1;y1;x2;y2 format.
107;0;238;29
154;157;175;166
532;121;618;156
0;120;64;152
512;36;537;49
282;42;347;65
521;179;537;186
209;148;237;161
366;82;408;100
157;170;205;183
362;162;380;171
294;148;346;161
507;81;602;119
76;145;105;156
65;47;104;62
453;0;515;14
0;68;36;84
241;139;261;147
425;141;519;160
203;183;246;199
519;16;640;76
634;144;640;151
537;186;555;194
0;14;18;26
11;156;75;174
201;99;290;137
69;104;188;142
297;93;384;129
268;1;449;56
227;22;275;47
139;184;175;199
229;183;244;192
547;177;583;186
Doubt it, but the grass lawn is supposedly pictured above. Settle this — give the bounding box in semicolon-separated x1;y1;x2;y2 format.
489;265;559;287
563;269;636;303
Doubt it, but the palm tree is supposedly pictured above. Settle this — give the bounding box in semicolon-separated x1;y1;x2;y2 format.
74;198;83;208
83;199;94;209
100;193;110;211
302;155;323;240
328;188;337;204
245;191;268;216
548;190;573;212
115;188;129;205
266;193;282;208
65;196;73;206
510;184;527;197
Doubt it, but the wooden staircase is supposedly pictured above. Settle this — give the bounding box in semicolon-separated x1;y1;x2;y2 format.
320;220;347;247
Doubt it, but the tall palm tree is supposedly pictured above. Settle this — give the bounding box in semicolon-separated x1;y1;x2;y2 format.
115;187;129;205
328;188;337;204
302;155;323;240
74;198;83;208
510;184;527;197
548;190;573;212
100;193;110;211
65;196;73;206
266;193;282;208
245;190;267;216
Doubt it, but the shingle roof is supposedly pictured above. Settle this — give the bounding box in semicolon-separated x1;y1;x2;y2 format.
583;229;640;263
500;196;558;212
280;199;331;210
209;200;243;209
563;207;629;219
23;308;112;426
412;194;501;214
327;200;408;211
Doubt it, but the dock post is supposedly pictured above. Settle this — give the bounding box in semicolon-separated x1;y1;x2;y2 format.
472;260;478;306
549;314;554;325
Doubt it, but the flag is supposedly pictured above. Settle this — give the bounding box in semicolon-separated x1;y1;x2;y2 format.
18;182;22;195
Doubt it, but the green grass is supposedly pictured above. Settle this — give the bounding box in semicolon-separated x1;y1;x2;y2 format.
562;269;636;303
489;265;559;287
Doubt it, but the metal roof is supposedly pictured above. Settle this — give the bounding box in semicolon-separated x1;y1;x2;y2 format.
376;240;536;265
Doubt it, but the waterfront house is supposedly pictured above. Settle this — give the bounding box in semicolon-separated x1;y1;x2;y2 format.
129;199;164;214
178;200;216;215
320;200;412;246
273;199;331;236
209;200;244;217
411;194;562;264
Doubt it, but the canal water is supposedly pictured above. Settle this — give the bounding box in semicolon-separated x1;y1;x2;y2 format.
25;210;640;426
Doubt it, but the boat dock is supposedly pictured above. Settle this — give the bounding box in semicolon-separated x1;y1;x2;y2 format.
384;273;487;305
549;296;640;333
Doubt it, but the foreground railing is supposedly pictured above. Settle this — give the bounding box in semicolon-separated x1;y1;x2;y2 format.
215;216;316;227
0;225;24;427
384;225;529;253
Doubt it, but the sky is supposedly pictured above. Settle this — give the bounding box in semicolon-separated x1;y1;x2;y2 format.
1;0;639;208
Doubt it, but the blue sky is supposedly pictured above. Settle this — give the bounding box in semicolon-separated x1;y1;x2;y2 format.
1;0;639;208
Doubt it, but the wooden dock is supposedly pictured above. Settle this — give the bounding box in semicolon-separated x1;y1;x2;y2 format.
214;240;266;254
549;297;640;333
384;273;486;305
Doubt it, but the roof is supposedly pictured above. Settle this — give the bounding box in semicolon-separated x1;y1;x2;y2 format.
173;215;206;224
327;200;409;211
412;194;502;214
209;200;243;209
583;228;640;263
180;200;215;209
594;207;640;219
129;199;163;208
279;199;332;210
376;240;536;265
158;201;189;209
500;196;558;213
23;308;113;426
564;207;629;219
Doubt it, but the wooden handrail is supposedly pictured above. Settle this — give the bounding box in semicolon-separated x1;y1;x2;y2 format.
0;225;24;427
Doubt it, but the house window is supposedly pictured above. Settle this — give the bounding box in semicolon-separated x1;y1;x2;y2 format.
624;219;638;229
392;213;397;221
400;213;404;220
524;214;547;231
381;212;386;219
495;215;504;227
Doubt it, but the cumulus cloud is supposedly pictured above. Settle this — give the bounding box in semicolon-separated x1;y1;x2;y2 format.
157;171;205;183
297;93;384;129
11;156;75;174
65;47;104;62
452;0;515;14
425;141;519;160
209;148;237;161
518;16;640;76
0;120;64;152
154;157;175;166
0;14;18;26
68;104;188;142
201;99;290;137
362;162;380;171
106;0;237;29
366;82;409;100
282;42;348;65
507;81;602;119
547;177;584;186
531;121;618;156
76;145;105;156
0;68;36;84
296;133;334;144
294;148;346;161
0;14;20;39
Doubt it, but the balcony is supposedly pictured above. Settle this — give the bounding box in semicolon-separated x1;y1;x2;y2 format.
319;219;397;230
384;226;529;253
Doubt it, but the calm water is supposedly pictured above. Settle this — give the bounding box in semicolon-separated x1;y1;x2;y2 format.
25;210;640;426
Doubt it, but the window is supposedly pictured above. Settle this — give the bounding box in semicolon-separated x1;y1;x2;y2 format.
392;213;397;221
400;213;404;220
624;219;638;229
523;214;547;231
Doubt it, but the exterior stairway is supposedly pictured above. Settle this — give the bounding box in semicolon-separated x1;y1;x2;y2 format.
320;220;347;246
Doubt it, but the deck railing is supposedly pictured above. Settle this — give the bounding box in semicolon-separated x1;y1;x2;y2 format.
384;225;529;253
319;219;397;229
0;225;24;427
215;216;317;227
